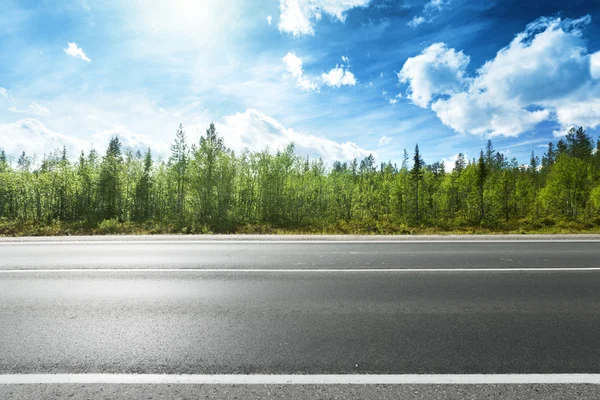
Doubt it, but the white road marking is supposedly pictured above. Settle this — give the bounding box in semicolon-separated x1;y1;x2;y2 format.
0;267;599;273
0;239;599;245
0;374;599;385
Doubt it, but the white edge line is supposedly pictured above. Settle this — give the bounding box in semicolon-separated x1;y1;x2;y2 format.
0;240;600;245
0;374;599;385
1;268;600;273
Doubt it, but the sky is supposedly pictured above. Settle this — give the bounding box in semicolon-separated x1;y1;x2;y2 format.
1;0;600;168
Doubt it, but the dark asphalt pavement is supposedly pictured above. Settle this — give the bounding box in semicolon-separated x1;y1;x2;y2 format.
1;240;600;375
2;383;599;400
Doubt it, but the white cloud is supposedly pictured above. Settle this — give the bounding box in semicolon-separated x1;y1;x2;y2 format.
0;87;7;98
388;93;401;105
278;0;372;36
431;93;549;137
591;51;600;79
282;52;319;92
408;16;425;28
64;42;91;62
408;0;450;28
554;97;600;130
215;109;374;163
267;15;273;25
8;102;52;116
0;118;89;158
399;42;469;108
321;66;357;87
341;55;349;63
426;0;447;11
399;15;600;136
440;153;461;172
28;102;51;116
0;108;375;166
378;135;391;146
91;124;169;157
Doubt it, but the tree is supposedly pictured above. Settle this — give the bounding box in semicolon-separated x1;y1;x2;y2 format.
573;127;593;159
485;140;496;169
97;137;123;220
169;124;189;219
477;151;487;222
454;153;466;174
0;150;8;173
192;122;226;222
17;152;31;172
542;142;556;170
557;139;568;156
411;144;424;222
134;148;153;221
540;155;589;218
0;121;599;234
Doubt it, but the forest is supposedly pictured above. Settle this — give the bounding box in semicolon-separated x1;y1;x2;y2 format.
0;123;599;235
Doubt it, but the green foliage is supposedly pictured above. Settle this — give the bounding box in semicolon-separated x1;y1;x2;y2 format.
0;125;599;236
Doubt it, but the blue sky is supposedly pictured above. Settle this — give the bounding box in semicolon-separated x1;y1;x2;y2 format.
1;0;600;167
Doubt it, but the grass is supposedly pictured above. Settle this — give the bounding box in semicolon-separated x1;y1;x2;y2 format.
1;217;600;237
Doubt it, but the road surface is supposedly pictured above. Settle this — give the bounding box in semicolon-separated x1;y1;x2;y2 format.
1;237;599;398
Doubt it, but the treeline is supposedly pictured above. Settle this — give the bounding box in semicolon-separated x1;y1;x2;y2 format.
1;123;599;235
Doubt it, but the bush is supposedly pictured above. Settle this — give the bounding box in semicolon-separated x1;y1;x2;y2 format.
97;218;122;234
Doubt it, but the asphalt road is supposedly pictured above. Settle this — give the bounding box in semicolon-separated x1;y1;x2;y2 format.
1;238;599;398
1;240;600;270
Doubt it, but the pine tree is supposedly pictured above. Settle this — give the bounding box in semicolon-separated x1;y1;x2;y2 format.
477;151;487;222
485;140;495;169
573;127;593;159
556;139;568;156
17;152;31;172
0;150;8;172
411;144;424;222
542;142;556;170
454;153;466;174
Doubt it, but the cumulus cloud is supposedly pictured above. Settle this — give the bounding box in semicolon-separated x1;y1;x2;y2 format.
591;51;600;79
215;109;374;163
28;102;51;116
0;119;89;158
322;66;357;87
91;125;170;157
378;135;391;146
282;52;319;92
399;43;469;108
554;96;600;130
440;153;462;172
278;0;371;36
0;87;7;98
399;15;600;136
267;15;273;25
0;118;171;161
8;102;52;117
64;42;91;62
